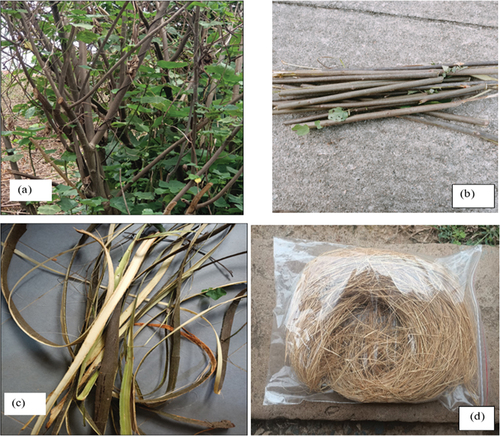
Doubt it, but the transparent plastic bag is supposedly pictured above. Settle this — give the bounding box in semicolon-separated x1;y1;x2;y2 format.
263;238;488;411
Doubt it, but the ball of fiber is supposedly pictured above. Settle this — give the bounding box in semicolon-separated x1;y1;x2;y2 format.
286;247;478;403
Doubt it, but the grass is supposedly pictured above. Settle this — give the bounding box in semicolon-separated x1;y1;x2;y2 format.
435;225;499;246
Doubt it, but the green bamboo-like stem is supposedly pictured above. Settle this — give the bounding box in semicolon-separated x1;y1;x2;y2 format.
276;77;485;97
276;66;497;80
299;99;465;129
274;77;444;110
283;102;425;125
284;113;329;125
448;67;498;76
274;69;436;77
273;69;497;86
275;69;442;77
278;84;486;116
412;81;497;90
367;61;498;70
273;70;442;84
426;111;489;126
273;107;327;115
274;82;495;105
401;115;497;143
273;84;304;90
282;102;493;126
273;61;498;76
277;80;401;97
283;103;420;125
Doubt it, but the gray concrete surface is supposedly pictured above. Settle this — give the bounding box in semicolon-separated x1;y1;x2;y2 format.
251;226;499;426
272;1;498;213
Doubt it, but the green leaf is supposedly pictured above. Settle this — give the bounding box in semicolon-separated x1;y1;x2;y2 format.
227;193;242;204
314;120;323;130
76;30;99;43
110;121;128;128
140;95;169;106
24;107;36;119
60;151;77;162
205;64;241;84
13;103;27;113
154;187;169;195
72;23;93;30
110;196;132;215
226;166;240;175
38;205;61;214
203;287;227;300
133;191;155;200
81;197;105;208
122;147;141;161
157;61;188;69
199;21;223;28
328;107;349;122
55;185;77;197
291;124;309;136
141;208;162;215
159;180;185;194
3;154;23;162
26;125;45;131
152;116;164;129
212;169;231;179
126;104;153;114
168;106;190;118
135;123;149;133
58;197;78;212
187;2;208;9
214;197;229;208
1;131;13;136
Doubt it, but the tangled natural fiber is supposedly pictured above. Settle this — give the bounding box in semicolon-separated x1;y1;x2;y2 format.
286;247;478;403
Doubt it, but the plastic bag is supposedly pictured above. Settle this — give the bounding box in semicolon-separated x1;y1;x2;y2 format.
263;238;487;411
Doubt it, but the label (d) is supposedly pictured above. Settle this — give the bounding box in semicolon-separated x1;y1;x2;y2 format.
459;406;495;431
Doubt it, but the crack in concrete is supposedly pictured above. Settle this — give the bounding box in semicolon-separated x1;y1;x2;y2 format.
275;1;499;30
